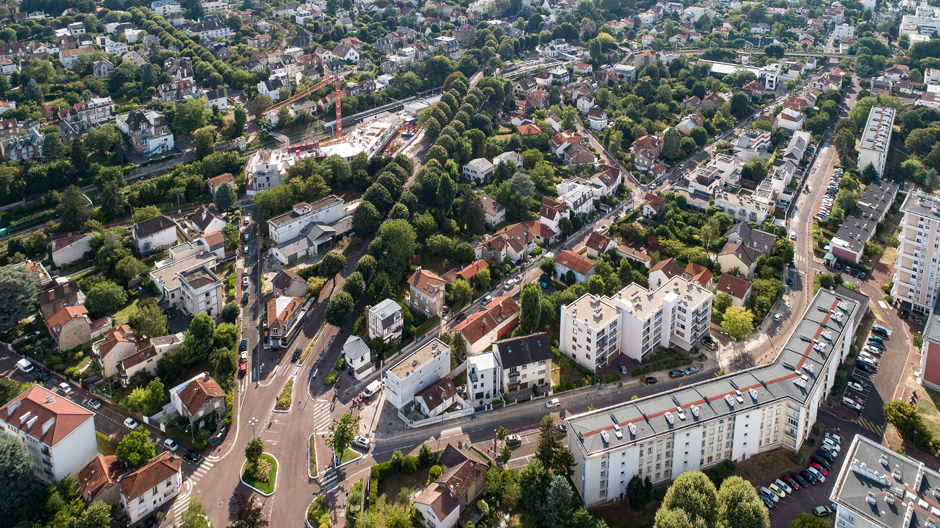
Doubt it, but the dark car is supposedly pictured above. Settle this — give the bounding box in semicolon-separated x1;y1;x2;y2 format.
849;374;865;385
872;326;890;337
34;371;50;381
242;291;249;304
816;451;834;464
292;348;302;362
618;363;628;375
645;377;658;385
183;450;201;463
855;362;875;374
800;469;817;485
900;310;910;319
668;369;685;379
454;313;467;323
240;339;248;351
787;278;794;287
139;516;158;528
165;309;175;319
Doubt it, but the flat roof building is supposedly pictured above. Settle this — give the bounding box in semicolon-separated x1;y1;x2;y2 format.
830;179;899;264
857;106;896;178
892;189;940;315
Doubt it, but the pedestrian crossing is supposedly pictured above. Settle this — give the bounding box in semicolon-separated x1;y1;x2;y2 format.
313;401;331;434
319;466;340;493
854;417;884;437
172;459;216;524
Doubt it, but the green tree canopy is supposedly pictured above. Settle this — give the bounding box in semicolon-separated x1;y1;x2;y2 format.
116;427;156;469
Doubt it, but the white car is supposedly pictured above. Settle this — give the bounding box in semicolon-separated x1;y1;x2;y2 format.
847;381;864;392
58;382;73;395
823;438;841;452
164;438;179;452
124;417;140;429
546;398;560;409
825;432;843;444
774;478;792;494
353;435;371;449
760;487;779;503
242;275;249;288
842;396;862;411
807;467;825;483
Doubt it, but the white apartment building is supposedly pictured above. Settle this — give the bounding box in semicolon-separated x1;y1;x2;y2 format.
714;191;771;225
367;298;404;343
463;158;494;182
0;385;97;484
560;276;712;371
892;190;940;314
120;452;182;524
245;148;290;195
566;287;866;507
177;264;223;317
901;14;940;35
833;23;854;40
857;106;895;178
384;338;451;410
268;197;346;246
556;179;595;217
544;39;572;58
493;333;553;395
467;351;501;405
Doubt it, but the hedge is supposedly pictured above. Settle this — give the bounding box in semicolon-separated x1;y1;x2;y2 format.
603;374;620;383
325;369;339;385
631;355;693;377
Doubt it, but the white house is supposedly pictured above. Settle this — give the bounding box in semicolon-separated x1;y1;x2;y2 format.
344;336;374;381
367;299;403;343
51;233;93;268
132;215;177;254
587;109;608;130
463;158;494;182
268;197;346;246
466;352;501;406
556;179;594;217
0;385;97;484
120;452;182;525
493;332;553;395
178;265;223;317
384;338;451;410
554;249;596;284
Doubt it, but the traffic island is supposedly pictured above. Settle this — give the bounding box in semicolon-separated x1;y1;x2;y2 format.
241;453;279;496
274;379;293;413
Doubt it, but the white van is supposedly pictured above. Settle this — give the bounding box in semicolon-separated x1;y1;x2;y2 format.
363;380;382;398
16;359;34;373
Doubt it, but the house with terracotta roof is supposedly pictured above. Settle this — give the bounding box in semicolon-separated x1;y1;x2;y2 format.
414;376;458;417
540;196;570;232
550;130;582;156
442;260;489;285
39;280;85;319
51;233;93;268
92;325;137;377
554;249;596;284
170;373;227;424
451;296;520;355
194;230;226;259
46;305;111;353
717;243;760;277
117;333;183;386
0;385;97;483
480;194;505;226
526;88;549;110
683;262;714;289
120;452;182;524
267;296;303;348
631;135;663;171
716;273;752;307
617;245;652;269
414;444;487;528
649;257;684;289
271;269;308;298
585;231;617;258
408;267;447;317
641;192;666;218
491;221;558;261
79;455;125;505
207;172;234;195
516;123;542;137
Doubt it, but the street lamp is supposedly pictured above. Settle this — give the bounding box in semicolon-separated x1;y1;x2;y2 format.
248;417;259;439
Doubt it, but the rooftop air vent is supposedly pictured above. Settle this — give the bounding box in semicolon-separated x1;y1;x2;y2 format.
749;389;758;400
665;412;674;425
628;423;636;436
879;454;889;467
725;395;735;407
886;493;895;506
866;492;877;505
677;407;686;420
806;364;814;374
735;390;744;403
690;405;700;418
793;378;806;388
601;430;610;444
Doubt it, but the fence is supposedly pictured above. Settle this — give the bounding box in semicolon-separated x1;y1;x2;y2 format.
397;395;475;428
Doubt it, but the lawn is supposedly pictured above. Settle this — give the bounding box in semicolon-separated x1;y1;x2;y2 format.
96;431;116;456
113;294;154;325
589;498;659;528
747;446;812;480
377;466;432;513
58;259;96;276
912;384;940;439
414;316;440;338
340;447;359;465
308;433;317;476
242;453;278;494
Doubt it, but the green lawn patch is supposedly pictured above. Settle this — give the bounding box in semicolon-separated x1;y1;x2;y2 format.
58;259;96;276
340;447;359;465
274;379;293;411
414;316;440;338
113;295;154;325
748;446;811;479
96;431;116;456
241;453;278;495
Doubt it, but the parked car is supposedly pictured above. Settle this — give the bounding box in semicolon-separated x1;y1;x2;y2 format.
618;363;628;375
808;466;826;482
811;460;829;474
842;396;862;411
782;475;799;490
58;382;72;395
683;366;698;375
87;398;102;410
823;438;841;452
240;339;248;351
774;479;792;494
183;450;201;463
701;336;716;349
506;435;523;447
242;275;249;288
124;417;139;429
761;495;774;509
820;444;838;458
768;483;786;498
164;438;179;452
800;469;817;485
848;380;865;391
669;369;685;379
855;362;875;374
814;506;833;517
242;292;249;304
825;432;842;444
869;336;885;344
353;435;371;449
34;370;50;381
760;487;779;503
645;377;658;385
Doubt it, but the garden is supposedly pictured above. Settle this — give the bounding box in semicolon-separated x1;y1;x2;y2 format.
274;379;293;411
242;438;277;495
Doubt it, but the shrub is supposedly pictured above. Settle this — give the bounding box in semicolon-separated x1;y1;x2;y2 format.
604;374;620;383
325;369;339;385
429;465;442;482
402;455;419;474
275;380;293;411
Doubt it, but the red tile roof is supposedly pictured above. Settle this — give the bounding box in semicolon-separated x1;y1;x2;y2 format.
79;455;125;503
177;375;226;415
46;305;90;339
650;257;683;280
416;376;457;411
409;268;446;297
555;250;595;276
0;385;93;446
516;123;542;136
51;233;92;253
267;296;302;329
585;232;615;254
96;325;135;359
716;273;752;300
452;296;519;345
119;452;182;501
684;262;713;287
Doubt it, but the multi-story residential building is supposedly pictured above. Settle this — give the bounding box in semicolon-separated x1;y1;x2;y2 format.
120;452;182;524
556;179;595;216
857;106;895;178
78;454;125;505
267;296;303;349
714;191;770;225
267;197;349;265
245;148;290;194
463;158;494;182
451;296;520;355
632;135;662;172
566;287;866;506
116;109;174;156
169;373;226;423
716;243;760;277
367;299;404;343
0;126;42;161
891;190;940;314
467;351;501;405
408;268;447;317
186;19;232;40
117;333;183;386
830;179;899;264
92;325;137;378
724;222;777;256
592;165;622;197
344;336;373;381
0;385;97;484
415;444;488;528
56;97;113;125
561;276;712;371
493;332;553;395
39;281;83;319
178;265;223;317
132;214;177;254
149;249;217;310
481;194;506;226
45;305;110;353
385;338;451;410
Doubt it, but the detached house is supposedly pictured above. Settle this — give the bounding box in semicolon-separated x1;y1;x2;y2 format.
451;296;520;355
132;214;177;254
92;325;136;377
554;249;596;283
271;269;308;298
51;233;93;268
585;231;617;258
415;445;488;528
344;336;374;381
169;373;226;424
116;109;174;156
408;268;447;317
367;298;404;343
481;194;506;226
46;305;110;353
493;332;553;395
631;135;662;171
120;452;182;525
463;158;494;182
716;273;752;307
716;243;760;277
267;296;303;348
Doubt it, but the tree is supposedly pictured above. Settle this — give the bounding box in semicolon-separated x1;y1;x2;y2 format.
233;105;248;137
43;131;67;159
25;78;43;103
352;200;382;235
114;255;146;284
363;183;394;214
884;400;935;448
520;283;542;332
458;190;486;233
861;163;878;185
325;291;355;328
437;173;456;212
906;128;936;157
343;271;365;299
660;471;720;527
475;268;491;290
116;428;156;469
717;476;769;528
833;128;855;166
209;182;235;214
70;136;91;179
451;278;473;307
588;275;605;295
125;378;165;415
193;127;217;160
252;94;273;115
133;205;162;223
501;445;512;463
58;185;90;232
173;98;209;136
789;513;830;528
535;415;560;468
245;437;264;467
180;313;216;366
180;499;211;528
229;490;270;528
729;92;750;118
0;265;39;331
85;280;128;319
722;306;754;340
355;255;377;280
0;433;34;517
540;475;573;526
319;251;347;281
327;412;358;463
378;219;417;267
553;446;576;478
662;127;681;160
519;458;550;511
217;302;239;324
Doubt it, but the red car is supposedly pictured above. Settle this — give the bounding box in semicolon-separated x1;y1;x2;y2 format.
811;462;828;476
782;475;799;490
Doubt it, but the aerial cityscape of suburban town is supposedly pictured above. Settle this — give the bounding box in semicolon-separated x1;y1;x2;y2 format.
7;0;940;526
